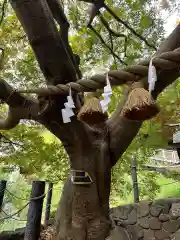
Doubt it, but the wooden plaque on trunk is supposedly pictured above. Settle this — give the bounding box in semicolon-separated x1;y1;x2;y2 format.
71;170;93;185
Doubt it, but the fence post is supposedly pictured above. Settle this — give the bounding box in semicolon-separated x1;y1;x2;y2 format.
131;158;139;203
44;182;53;227
0;180;7;212
24;180;45;240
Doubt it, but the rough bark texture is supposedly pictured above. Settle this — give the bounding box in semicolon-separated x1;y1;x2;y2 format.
0;0;180;239
55;123;112;239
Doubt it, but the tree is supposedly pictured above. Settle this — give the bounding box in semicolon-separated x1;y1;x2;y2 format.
0;0;180;239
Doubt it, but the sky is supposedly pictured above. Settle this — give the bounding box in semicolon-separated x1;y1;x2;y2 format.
162;10;179;36
164;14;178;36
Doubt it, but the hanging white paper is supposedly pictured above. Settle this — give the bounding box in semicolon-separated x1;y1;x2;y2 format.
100;73;112;112
104;74;112;95
148;59;157;94
61;108;71;123
66;87;75;108
62;86;76;123
100;100;108;113
64;103;75;117
65;97;75;109
101;94;111;105
101;105;108;113
104;85;112;95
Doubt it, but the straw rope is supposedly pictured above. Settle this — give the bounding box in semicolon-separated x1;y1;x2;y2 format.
16;48;180;96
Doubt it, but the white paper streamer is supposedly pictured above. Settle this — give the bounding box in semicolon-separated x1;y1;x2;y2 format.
66;88;75;109
61;108;71;123
62;87;75;123
64;103;75;118
148;59;157;94
100;73;112;113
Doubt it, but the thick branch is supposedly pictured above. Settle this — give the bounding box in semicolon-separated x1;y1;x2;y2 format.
108;24;180;166
46;0;82;79
10;0;77;84
0;78;39;130
87;0;104;25
0;108;22;130
10;0;84;123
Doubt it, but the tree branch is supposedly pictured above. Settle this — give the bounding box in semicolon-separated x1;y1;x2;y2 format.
46;0;82;79
99;14;127;39
10;0;84;119
108;24;180;166
99;14;128;57
0;78;39;130
82;0;157;51
103;4;157;51
0;133;25;149
87;0;104;26
10;0;77;84
88;24;127;65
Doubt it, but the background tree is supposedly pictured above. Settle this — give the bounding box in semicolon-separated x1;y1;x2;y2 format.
0;0;180;239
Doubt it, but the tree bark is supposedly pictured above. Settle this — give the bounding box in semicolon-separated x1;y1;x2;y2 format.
55;123;113;239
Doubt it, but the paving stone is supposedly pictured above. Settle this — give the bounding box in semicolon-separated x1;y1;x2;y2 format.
125;208;137;225
150;204;163;217
111;205;132;220
132;225;144;239
170;214;178;220
160;202;171;214
139;217;149;229
154;199;171;210
170;203;180;218
159;214;169;222
149;217;161;230
137;200;151;218
144;229;155;240
171;229;180;240
125;225;139;240
110;226;130;240
154;229;170;239
162;219;180;233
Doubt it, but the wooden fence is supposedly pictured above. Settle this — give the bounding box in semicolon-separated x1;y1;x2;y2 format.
0;180;54;240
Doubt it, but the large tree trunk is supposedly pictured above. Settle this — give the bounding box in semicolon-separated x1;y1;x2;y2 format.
55;123;113;239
